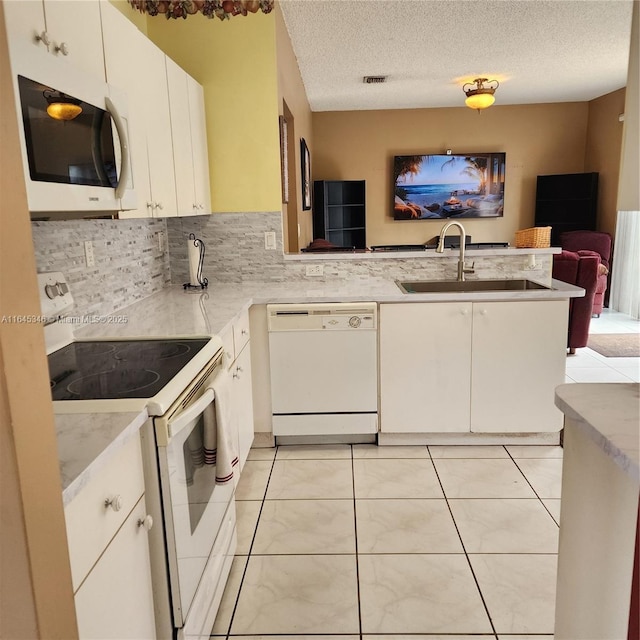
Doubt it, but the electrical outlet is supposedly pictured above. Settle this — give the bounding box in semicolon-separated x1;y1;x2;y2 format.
305;264;324;277
84;240;95;267
264;231;276;250
157;231;165;251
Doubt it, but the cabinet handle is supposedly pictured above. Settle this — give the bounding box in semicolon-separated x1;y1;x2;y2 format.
146;202;155;211
460;309;469;316
241;329;248;336
480;309;488;316
137;515;154;531
35;31;50;47
156;202;163;211
104;495;123;512
54;41;69;56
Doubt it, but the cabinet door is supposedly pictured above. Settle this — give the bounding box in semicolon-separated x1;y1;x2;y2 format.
74;496;156;640
470;300;568;433
232;343;254;470
2;0;48;52
187;76;211;213
166;57;197;216
380;303;472;433
100;2;152;218
43;0;105;79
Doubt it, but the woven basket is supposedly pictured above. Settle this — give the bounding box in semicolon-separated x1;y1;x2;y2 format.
514;226;551;248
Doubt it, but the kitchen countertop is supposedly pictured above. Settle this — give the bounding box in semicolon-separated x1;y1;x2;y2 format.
555;383;640;482
56;409;148;506
58;276;584;499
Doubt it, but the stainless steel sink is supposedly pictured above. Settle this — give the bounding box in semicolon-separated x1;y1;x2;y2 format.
396;279;552;293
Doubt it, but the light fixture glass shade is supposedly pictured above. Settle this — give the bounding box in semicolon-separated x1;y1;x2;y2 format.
465;92;495;110
46;101;82;120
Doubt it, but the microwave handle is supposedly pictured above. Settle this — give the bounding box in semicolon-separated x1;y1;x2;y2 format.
167;387;215;439
105;96;131;200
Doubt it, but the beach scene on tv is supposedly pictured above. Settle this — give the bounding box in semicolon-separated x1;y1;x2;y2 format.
393;153;505;220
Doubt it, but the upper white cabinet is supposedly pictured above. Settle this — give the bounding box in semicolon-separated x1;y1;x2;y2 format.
166;59;211;216
101;1;177;218
380;300;567;435
4;0;105;80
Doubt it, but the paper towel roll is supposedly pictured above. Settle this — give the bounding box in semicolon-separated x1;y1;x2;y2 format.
188;239;199;285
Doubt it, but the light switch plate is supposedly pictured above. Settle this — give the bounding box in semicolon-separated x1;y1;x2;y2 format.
84;241;95;267
264;231;276;250
306;264;324;276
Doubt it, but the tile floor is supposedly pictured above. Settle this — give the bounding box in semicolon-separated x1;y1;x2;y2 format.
213;444;562;640
211;309;638;640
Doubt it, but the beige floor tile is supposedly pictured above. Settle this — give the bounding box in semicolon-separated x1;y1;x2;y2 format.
233;637;359;640
231;555;359;634
542;498;561;525
266;459;353;499
353;458;443;498
356;499;462;553
498;636;554;640
252;499;355;554
506;445;563;459
211;555;248;635
429;445;509;458
469;554;557;634
364;637;495;640
276;444;352;459
448;499;559;553
235;500;262;554
235;460;273;500
246;447;277;461
359;554;492;634
433;458;536;498
515;458;563;498
353;444;429;458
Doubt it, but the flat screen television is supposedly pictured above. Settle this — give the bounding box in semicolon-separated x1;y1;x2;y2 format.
393;153;506;220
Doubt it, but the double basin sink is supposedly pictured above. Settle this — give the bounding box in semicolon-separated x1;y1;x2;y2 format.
397;279;551;294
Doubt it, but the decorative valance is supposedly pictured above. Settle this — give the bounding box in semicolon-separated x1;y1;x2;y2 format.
128;0;274;20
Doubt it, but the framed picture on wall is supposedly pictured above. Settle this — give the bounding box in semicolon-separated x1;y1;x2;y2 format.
279;116;288;204
300;138;311;210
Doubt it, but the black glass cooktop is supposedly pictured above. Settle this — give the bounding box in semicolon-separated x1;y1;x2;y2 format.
48;338;210;400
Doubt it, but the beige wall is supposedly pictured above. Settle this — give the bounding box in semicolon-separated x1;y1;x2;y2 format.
275;2;314;250
585;88;626;238
312;103;590;247
0;3;77;638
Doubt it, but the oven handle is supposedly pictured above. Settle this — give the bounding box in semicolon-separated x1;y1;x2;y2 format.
168;388;215;439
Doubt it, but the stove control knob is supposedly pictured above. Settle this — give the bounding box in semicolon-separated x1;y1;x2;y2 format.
45;284;58;299
137;515;153;531
104;495;123;512
349;316;361;328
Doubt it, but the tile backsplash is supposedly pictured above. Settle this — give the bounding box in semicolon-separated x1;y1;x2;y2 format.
31;218;170;318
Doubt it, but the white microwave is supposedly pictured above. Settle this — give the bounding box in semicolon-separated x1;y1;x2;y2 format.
9;40;136;214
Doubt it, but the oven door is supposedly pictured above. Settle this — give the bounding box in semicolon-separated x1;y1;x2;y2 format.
157;374;234;629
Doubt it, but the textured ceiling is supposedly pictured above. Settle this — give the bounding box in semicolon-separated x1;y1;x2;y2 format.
279;0;634;112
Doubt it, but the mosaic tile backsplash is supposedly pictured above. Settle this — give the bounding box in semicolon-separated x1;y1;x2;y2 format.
31;218;170;318
32;212;551;318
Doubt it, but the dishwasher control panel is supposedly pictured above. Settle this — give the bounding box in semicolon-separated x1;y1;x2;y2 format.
267;302;377;331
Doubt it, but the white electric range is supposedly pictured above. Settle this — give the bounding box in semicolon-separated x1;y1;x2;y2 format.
41;272;236;640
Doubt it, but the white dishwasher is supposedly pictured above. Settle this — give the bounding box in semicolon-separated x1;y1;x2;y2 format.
267;302;378;440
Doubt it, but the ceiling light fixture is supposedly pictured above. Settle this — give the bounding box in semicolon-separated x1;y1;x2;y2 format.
463;78;499;112
43;90;83;121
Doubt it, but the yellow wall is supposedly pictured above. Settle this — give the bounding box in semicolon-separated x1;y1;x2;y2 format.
275;2;313;250
145;10;281;213
312;103;589;247
585;88;626;238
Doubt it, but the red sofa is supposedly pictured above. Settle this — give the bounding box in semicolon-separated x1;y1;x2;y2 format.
552;249;600;353
560;230;612;316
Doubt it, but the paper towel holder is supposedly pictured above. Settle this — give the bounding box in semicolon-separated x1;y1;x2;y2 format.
183;233;209;291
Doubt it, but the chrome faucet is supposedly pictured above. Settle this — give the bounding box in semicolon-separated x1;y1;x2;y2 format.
436;221;475;281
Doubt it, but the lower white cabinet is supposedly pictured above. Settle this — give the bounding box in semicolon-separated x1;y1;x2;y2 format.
64;434;156;639
380;300;568;434
74;496;156;640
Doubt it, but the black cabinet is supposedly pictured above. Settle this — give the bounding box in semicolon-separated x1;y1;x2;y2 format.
313;180;366;249
535;172;598;245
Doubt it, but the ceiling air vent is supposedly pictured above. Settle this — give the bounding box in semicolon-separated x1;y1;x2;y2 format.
363;75;387;84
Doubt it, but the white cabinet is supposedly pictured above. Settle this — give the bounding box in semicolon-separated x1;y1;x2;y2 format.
166;58;211;216
64;434;156;639
220;308;254;471
101;1;177;218
4;0;105;79
380;300;567;434
470;300;567;432
380;303;471;433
